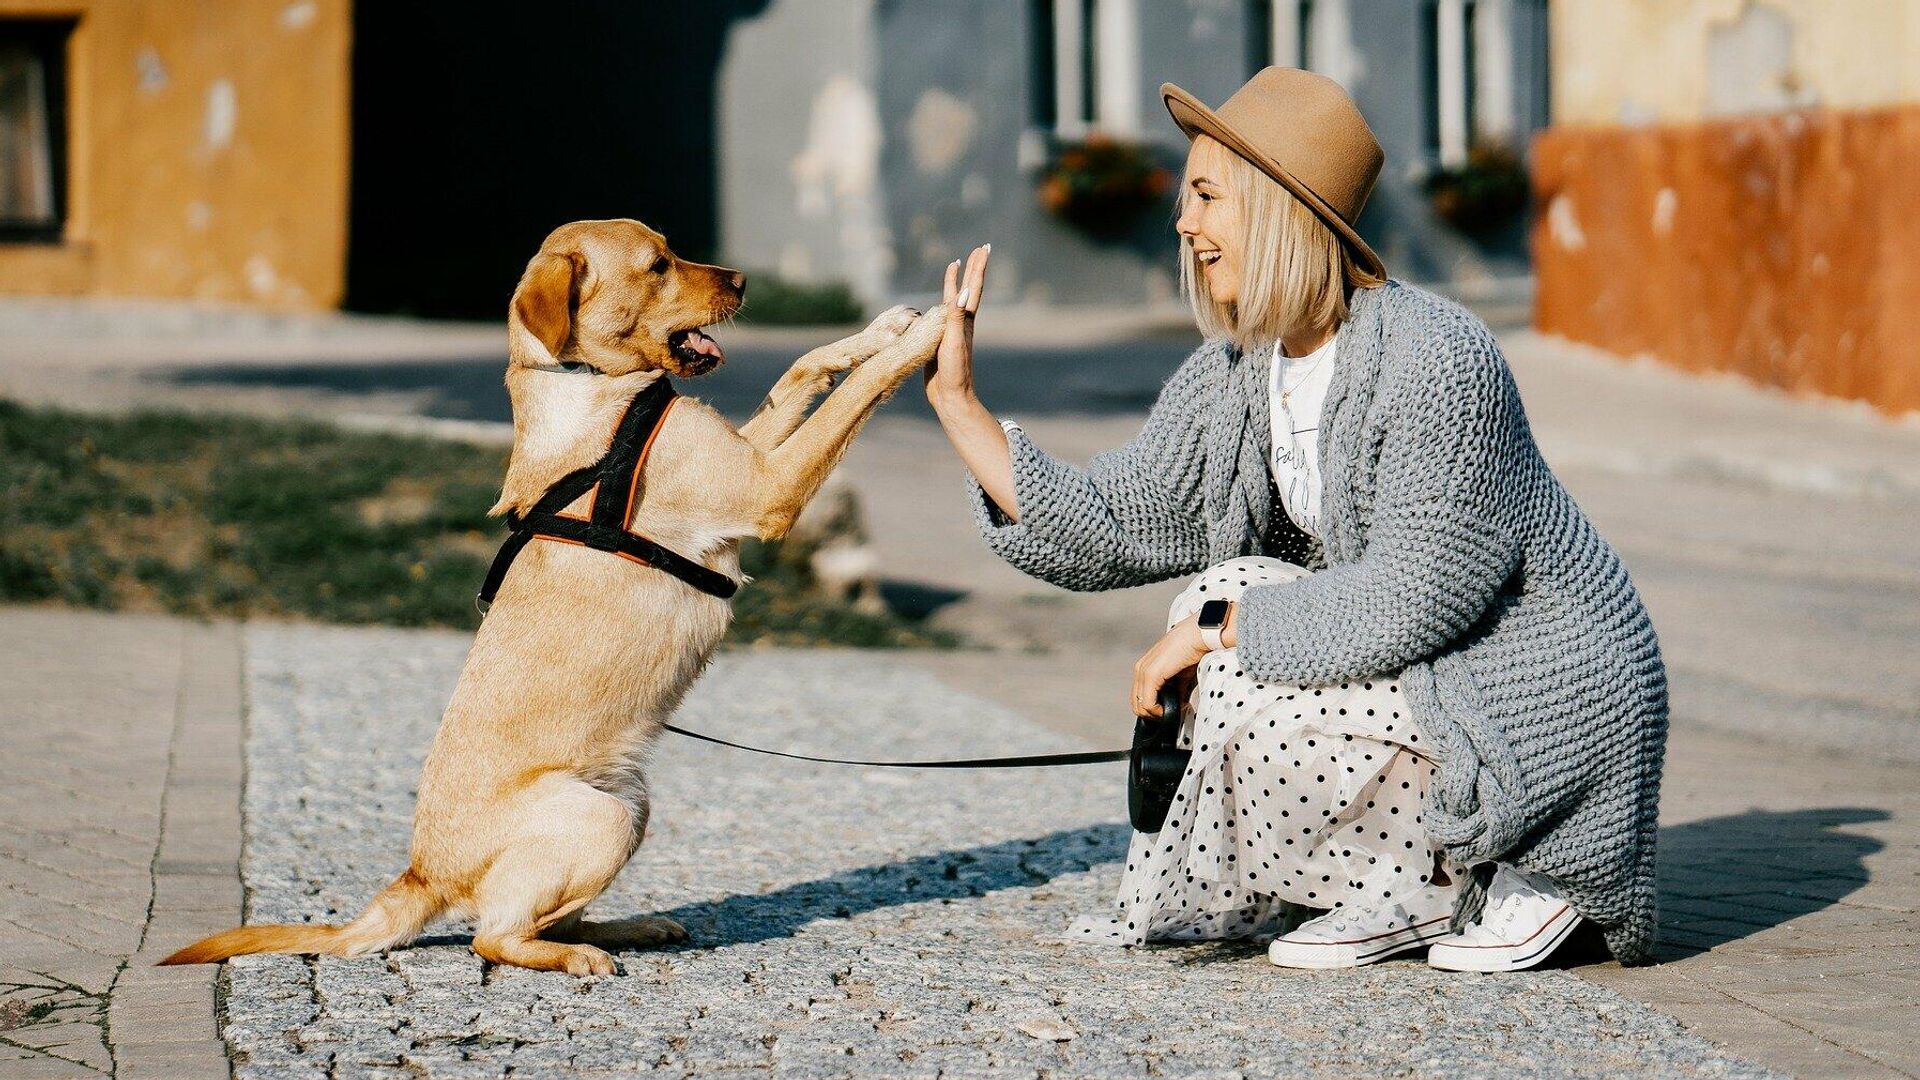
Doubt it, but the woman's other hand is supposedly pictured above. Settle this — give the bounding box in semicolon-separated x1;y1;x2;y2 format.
926;244;989;404
1132;615;1209;718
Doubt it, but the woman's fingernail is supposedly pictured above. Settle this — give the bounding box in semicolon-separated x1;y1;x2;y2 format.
956;287;972;308
983;243;992;254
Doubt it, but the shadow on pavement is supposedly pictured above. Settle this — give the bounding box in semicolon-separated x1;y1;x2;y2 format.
656;822;1131;950
1652;806;1886;958
414;809;1884;961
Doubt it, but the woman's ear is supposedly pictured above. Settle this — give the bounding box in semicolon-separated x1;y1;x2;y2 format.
509;252;579;363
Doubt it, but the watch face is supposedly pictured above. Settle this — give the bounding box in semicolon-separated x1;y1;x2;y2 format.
1198;599;1231;629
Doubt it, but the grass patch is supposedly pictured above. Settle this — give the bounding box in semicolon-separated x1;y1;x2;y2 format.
735;271;863;325
0;400;953;646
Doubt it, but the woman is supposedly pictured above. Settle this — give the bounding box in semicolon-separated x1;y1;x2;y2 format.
926;69;1667;971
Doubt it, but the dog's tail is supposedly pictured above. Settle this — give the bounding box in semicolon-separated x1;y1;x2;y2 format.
158;869;443;966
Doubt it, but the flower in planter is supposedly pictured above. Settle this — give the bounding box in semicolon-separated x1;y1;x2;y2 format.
1038;133;1174;238
1424;144;1531;236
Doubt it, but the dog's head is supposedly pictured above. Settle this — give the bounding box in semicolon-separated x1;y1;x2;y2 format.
508;219;745;378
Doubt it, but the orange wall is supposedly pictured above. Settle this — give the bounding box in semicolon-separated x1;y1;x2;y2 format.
0;0;350;308
1532;106;1920;416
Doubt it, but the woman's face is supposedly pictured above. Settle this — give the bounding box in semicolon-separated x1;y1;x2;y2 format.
1175;138;1245;305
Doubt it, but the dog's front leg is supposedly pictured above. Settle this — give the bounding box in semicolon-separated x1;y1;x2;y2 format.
744;306;948;539
737;306;920;452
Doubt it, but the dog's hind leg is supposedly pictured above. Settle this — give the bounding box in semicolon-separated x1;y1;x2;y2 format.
467;776;639;977
546;913;689;951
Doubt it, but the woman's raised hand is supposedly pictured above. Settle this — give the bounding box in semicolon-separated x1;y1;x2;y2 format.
921;243;1018;521
925;244;989;404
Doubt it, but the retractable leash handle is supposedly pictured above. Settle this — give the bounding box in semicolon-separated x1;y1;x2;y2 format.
1127;683;1191;833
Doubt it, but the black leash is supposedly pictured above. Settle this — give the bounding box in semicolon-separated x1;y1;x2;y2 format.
661;723;1128;768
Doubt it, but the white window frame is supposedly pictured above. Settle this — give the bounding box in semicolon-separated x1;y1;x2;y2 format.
1435;0;1471;167
1050;0;1139;138
1264;0;1314;71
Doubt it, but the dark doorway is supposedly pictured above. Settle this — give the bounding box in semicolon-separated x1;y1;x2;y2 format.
344;1;768;319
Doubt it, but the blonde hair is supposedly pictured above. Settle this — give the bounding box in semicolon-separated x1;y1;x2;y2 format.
1178;135;1384;353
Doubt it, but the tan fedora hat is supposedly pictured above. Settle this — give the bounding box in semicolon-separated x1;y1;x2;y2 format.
1162;67;1386;280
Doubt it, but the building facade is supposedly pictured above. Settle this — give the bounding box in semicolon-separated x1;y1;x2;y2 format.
1532;0;1920;414
719;0;1552;309
0;0;350;307
0;1;1550;315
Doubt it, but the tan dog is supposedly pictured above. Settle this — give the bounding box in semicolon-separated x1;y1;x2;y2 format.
163;219;946;975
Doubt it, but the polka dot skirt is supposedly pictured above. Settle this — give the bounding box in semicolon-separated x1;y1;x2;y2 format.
1070;556;1442;946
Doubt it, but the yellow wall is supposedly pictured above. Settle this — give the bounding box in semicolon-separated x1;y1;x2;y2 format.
1551;0;1920;125
0;0;349;308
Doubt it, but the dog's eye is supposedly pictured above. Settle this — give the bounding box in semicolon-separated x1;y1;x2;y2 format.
649;256;670;274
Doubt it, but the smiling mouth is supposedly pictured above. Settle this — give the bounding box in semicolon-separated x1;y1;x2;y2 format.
1195;250;1223;266
668;327;726;372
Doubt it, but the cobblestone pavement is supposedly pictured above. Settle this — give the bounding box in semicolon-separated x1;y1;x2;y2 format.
222;625;1775;1080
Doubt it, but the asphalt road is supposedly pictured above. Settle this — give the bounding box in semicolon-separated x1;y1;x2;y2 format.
168;331;1208;423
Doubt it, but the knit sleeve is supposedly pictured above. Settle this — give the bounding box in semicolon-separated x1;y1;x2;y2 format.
963;344;1219;592
1233;322;1524;683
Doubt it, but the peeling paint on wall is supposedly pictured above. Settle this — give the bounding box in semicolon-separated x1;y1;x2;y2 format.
1652;187;1677;235
1547;193;1586;252
244;254;278;298
907;88;976;176
791;73;880;218
279;1;318;31
204;79;237;151
1705;1;1816;116
135;47;168;94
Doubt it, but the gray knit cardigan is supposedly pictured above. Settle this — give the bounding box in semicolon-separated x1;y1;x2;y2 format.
967;281;1668;963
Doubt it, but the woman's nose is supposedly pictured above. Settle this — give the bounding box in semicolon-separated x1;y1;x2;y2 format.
1174;200;1200;239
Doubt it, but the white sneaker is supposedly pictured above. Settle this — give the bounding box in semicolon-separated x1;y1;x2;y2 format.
1266;882;1459;969
1426;864;1582;972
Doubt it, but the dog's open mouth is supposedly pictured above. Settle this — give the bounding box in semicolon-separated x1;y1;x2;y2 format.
668;328;726;373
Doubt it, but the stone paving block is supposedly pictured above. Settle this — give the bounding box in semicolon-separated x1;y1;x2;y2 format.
115;1038;237;1078
0;1054;107;1078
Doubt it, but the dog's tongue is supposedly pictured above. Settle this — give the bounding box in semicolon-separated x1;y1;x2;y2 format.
683;329;725;362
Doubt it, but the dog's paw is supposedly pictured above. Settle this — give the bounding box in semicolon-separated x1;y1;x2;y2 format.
897;304;951;358
561;944;619;977
866;304;920;337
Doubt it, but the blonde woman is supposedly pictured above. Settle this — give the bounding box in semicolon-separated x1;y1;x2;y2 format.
926;69;1668;971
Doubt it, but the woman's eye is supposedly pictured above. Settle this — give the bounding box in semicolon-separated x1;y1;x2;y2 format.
649;256;670;274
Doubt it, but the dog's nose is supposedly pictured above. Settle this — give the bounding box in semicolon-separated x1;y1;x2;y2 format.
727;270;746;295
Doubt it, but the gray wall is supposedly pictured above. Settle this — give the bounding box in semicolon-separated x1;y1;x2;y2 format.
716;0;886;301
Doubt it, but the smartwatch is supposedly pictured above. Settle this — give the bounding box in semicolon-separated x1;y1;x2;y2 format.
1197;599;1232;652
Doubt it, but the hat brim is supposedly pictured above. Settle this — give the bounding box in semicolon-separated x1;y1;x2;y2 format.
1161;82;1386;281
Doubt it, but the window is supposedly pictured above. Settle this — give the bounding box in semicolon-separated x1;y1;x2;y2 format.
0;19;70;243
1029;0;1058;131
1422;0;1480;167
1028;0;1137;137
1248;1;1314;76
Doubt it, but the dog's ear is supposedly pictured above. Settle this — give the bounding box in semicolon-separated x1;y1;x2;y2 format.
509;252;579;362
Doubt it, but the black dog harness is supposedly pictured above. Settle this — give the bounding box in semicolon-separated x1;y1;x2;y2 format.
478;377;738;610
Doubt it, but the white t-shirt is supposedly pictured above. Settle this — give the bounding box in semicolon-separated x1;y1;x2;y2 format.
1268;335;1337;540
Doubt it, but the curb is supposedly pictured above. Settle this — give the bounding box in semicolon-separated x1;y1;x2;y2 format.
109;622;244;1079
